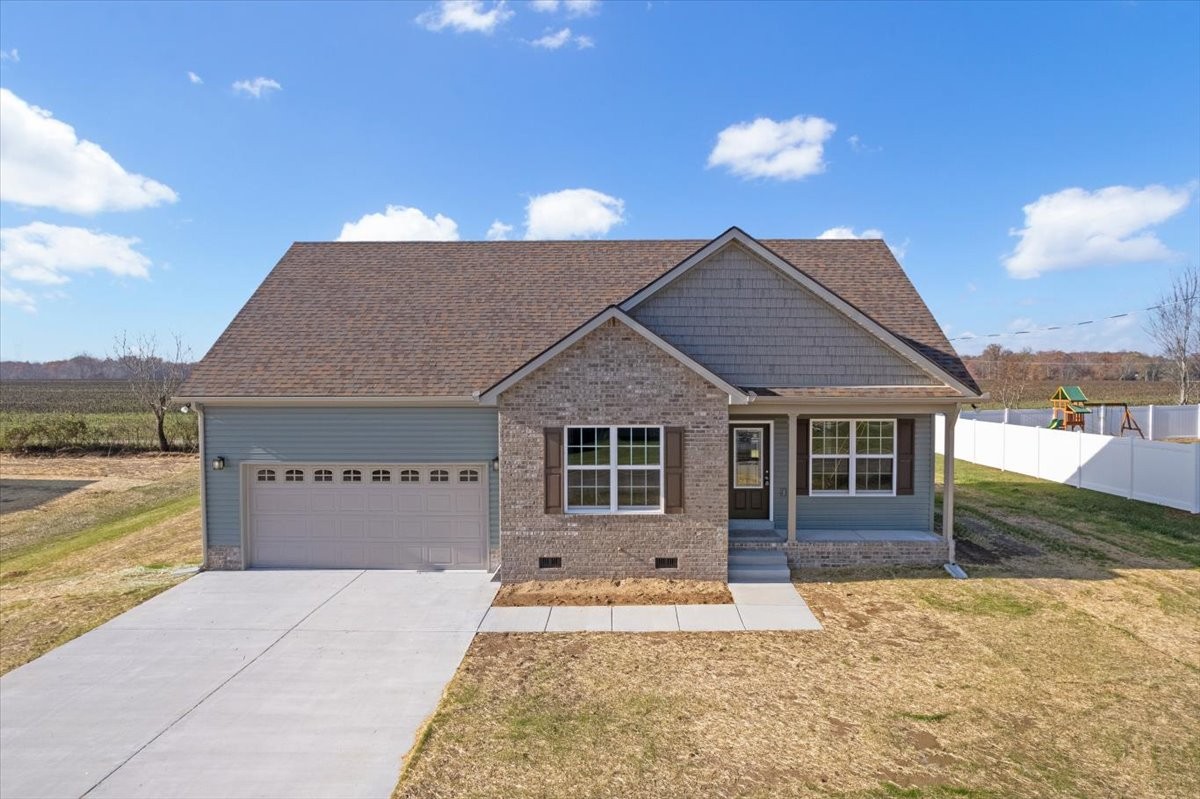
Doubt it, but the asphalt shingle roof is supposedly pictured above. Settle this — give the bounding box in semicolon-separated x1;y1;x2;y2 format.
181;238;979;398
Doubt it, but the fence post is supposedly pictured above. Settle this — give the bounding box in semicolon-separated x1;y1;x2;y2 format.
1075;429;1083;488
1147;405;1155;440
1194;439;1200;514
1099;405;1106;436
1128;437;1135;500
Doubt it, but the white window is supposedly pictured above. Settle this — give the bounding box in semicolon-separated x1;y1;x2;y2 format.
565;426;663;513
459;468;479;483
810;419;896;496
284;469;304;482
342;469;362;483
399;469;420;483
313;469;333;483
371;469;391;483
256;468;276;482
430;469;449;483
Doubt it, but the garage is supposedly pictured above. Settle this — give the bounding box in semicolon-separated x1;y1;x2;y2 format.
245;463;489;569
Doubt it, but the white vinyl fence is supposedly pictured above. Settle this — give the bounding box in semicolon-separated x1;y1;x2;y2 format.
961;404;1200;441
936;416;1200;513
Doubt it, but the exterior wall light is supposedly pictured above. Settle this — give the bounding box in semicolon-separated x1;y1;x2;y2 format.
211;457;226;471
491;457;500;472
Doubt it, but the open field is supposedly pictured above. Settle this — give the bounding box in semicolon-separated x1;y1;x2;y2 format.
0;379;198;453
0;379;144;414
974;378;1179;409
396;460;1200;799
0;454;201;674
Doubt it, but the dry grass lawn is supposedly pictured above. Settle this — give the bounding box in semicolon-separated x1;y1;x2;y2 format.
396;460;1200;799
0;454;201;674
494;578;733;607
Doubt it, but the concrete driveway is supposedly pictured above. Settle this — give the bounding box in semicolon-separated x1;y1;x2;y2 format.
0;570;498;799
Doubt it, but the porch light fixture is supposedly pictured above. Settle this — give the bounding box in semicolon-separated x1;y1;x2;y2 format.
211;457;226;471
491;457;499;472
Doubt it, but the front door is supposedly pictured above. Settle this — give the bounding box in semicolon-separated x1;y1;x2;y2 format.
729;424;770;519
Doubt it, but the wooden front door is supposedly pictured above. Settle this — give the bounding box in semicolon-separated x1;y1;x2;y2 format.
729;424;770;519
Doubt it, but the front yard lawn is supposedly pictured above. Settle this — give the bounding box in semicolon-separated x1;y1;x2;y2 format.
0;455;201;675
395;459;1200;799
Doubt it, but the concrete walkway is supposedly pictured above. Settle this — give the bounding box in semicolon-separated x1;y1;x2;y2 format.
0;570;498;799
478;581;822;632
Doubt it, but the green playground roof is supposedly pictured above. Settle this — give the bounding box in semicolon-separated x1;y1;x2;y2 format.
1067;404;1091;413
1052;385;1089;402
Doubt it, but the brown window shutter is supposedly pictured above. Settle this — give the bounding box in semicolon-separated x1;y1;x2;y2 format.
896;418;915;495
664;427;685;514
796;418;810;496
544;428;563;514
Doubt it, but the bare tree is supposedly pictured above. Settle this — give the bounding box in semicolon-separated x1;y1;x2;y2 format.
1145;267;1200;404
979;344;1034;408
113;333;192;452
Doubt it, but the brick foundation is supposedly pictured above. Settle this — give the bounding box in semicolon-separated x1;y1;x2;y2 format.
731;538;948;569
205;545;244;570
499;319;729;582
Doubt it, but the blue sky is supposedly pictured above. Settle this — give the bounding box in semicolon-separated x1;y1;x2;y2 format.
1;0;1197;362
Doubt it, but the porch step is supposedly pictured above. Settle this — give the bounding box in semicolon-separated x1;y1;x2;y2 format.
728;548;790;583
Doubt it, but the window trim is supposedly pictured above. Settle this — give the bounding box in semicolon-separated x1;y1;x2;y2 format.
809;418;897;497
564;425;665;515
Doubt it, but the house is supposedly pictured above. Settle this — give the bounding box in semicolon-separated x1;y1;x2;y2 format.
178;227;982;581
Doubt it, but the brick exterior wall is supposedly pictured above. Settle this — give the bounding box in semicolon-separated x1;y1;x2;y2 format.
205;545;243;570
499;319;729;581
731;539;948;568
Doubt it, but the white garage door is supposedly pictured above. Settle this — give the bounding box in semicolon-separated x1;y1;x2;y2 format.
246;464;488;569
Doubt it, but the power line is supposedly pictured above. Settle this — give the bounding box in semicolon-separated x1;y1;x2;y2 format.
945;295;1197;342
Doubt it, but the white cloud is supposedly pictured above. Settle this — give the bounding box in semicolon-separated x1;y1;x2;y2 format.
486;220;514;240
531;0;599;14
707;115;836;181
1004;184;1194;279
0;222;152;303
530;27;592;49
817;226;885;241
0;88;178;215
417;1;514;34
532;28;572;48
524;188;624;240
0;282;36;313
232;77;281;98
187;70;203;84
817;226;905;259
337;205;460;241
0;48;18;63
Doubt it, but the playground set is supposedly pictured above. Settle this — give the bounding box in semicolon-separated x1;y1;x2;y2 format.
1048;385;1144;438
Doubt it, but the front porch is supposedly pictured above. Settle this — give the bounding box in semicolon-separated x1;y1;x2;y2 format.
726;406;961;572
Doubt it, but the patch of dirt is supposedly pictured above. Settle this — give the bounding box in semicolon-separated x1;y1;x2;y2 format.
953;537;1002;565
492;578;732;606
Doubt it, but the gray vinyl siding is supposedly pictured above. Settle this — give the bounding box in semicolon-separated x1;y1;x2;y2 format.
202;406;499;554
795;414;935;532
739;414;931;532
630;242;936;387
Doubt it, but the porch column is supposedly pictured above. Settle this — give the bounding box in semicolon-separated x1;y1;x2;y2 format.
787;412;798;543
942;407;959;563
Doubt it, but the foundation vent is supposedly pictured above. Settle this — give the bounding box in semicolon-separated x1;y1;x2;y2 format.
654;557;679;570
538;556;563;570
